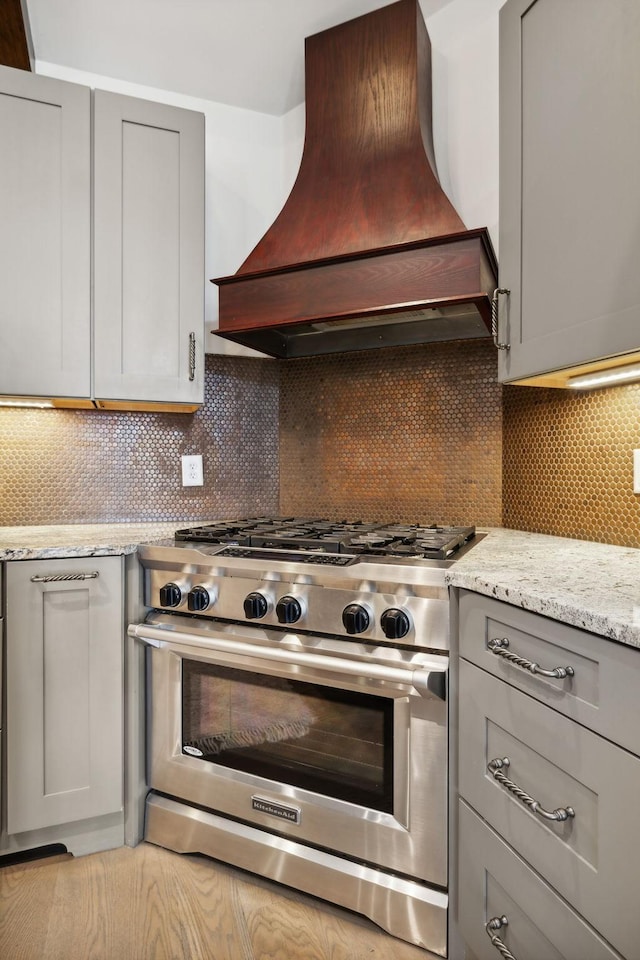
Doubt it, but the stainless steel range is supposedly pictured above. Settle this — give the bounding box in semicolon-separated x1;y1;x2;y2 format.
128;518;480;955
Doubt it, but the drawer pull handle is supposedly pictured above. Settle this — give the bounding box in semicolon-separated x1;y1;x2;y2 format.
485;916;517;960
488;638;574;679
30;572;100;583
488;758;575;822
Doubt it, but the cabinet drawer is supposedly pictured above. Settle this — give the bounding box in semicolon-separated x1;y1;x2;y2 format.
459;590;640;754
459;659;640;960
458;800;623;960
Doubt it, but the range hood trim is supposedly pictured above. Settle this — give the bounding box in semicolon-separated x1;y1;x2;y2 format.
214;227;496;285
213;228;498;359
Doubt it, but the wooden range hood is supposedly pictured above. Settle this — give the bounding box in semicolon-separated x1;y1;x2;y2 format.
0;0;33;71
212;0;497;359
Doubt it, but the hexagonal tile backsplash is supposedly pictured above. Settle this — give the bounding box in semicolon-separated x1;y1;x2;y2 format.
0;356;279;525
1;347;639;547
503;382;640;547
280;340;503;526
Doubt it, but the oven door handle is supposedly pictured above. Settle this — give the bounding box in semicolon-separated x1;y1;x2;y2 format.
127;622;446;700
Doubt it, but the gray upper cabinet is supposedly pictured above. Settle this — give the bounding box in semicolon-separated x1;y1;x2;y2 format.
0;66;91;401
498;0;640;386
93;92;205;409
0;66;204;410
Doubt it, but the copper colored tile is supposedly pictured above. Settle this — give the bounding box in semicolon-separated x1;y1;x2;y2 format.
503;383;640;547
279;340;502;526
0;356;279;526
5;341;635;548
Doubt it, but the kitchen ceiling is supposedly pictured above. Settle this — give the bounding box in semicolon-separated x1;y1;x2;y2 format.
24;0;456;116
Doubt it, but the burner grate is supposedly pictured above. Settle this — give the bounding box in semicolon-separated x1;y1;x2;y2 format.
175;518;475;560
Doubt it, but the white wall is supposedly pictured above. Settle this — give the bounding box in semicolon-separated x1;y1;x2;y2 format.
426;0;503;250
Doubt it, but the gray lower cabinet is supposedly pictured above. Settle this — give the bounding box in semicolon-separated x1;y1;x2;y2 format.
457;590;639;960
458;591;640;755
498;0;640;386
0;65;204;410
458;802;622;960
5;557;123;837
0;566;3;829
0;65;91;401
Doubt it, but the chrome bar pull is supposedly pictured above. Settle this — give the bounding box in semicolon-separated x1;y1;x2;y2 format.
487;757;575;822
491;287;510;351
488;638;574;680
188;332;196;381
127;622;446;697
30;571;99;583
485;916;518;960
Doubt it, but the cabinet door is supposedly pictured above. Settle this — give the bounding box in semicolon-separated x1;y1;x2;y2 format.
0;614;3;829
498;0;640;383
6;556;123;834
93;91;205;406
459;659;640;960
0;65;91;399
458;801;623;960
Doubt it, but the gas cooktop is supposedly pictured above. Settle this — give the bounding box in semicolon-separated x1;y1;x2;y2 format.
175;517;476;562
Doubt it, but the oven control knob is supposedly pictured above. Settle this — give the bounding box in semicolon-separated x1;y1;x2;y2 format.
381;608;411;640
244;592;268;619
188;586;210;612
276;595;302;624
342;603;370;635
159;582;182;608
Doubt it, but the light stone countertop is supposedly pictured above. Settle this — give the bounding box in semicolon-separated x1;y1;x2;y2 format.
1;523;639;649
446;527;640;649
0;522;181;561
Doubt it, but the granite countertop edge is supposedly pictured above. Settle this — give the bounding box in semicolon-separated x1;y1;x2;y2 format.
0;522;181;560
1;523;639;649
446;528;640;649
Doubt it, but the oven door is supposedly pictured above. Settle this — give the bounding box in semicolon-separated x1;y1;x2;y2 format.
129;614;448;886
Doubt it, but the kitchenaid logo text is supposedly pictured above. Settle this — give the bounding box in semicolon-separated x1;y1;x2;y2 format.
252;796;301;824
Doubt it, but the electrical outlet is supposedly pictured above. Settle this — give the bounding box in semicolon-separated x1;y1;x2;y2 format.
181;454;203;487
634;450;640;494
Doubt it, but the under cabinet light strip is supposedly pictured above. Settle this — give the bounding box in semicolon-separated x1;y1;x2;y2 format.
0;398;55;408
567;362;640;390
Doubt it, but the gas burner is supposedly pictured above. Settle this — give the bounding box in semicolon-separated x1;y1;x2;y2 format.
387;545;423;557
350;535;394;547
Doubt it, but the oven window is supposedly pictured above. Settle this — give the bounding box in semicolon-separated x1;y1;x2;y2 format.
181;660;394;812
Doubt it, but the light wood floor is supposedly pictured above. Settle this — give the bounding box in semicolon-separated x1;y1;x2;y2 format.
0;842;439;959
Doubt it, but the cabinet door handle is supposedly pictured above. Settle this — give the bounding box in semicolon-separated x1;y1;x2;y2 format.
487;757;575;822
488;637;574;680
485;916;517;960
188;331;196;381
30;571;99;583
491;287;510;351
